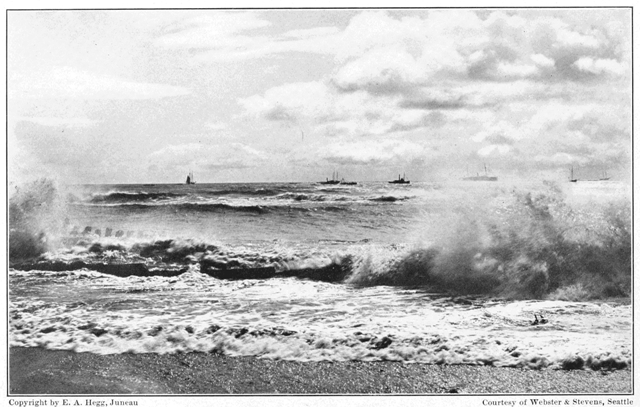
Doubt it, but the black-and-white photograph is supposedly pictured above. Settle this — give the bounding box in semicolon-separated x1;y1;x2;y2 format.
6;4;633;401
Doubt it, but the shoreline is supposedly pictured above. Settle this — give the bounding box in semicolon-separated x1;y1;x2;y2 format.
9;347;632;395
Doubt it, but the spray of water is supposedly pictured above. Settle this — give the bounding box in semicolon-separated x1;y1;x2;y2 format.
9;179;69;261
348;183;631;300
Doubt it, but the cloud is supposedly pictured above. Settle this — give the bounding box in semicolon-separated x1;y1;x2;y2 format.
554;24;600;48
534;152;588;166
148;142;267;170
318;139;427;165
10;66;190;100
332;47;424;94
236;10;629;177
241;80;451;138
156;11;341;61
156;12;271;49
472;125;518;144
159;9;628;87
496;62;539;78
240;81;333;125
470;98;630;170
573;57;625;75
399;93;468;110
531;53;555;68
282;26;341;39
478;144;512;157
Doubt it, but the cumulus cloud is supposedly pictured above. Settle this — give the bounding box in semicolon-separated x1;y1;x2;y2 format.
234;9;629;176
8;9;630;183
573;57;625;75
531;53;555;68
163;9;628;87
332;47;424;94
240;79;451;139
240;81;333;125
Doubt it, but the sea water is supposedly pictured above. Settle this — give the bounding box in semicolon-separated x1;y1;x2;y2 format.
8;179;632;369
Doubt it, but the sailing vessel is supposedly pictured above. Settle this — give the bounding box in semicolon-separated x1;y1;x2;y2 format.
389;173;410;184
463;164;498;181
320;171;341;185
186;170;196;185
599;170;610;181
569;166;577;183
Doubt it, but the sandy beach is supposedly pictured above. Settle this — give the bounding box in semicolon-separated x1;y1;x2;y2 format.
9;347;632;395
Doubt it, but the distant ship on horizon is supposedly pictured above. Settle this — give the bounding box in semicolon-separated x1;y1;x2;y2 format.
569;166;577;182
463;164;498;181
320;171;341;185
186;170;196;185
569;168;610;182
389;173;410;184
339;179;358;185
319;171;358;185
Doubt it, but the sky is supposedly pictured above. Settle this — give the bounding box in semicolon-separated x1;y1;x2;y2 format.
7;8;632;184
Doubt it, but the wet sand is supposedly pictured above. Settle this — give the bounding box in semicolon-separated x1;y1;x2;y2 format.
9;347;632;394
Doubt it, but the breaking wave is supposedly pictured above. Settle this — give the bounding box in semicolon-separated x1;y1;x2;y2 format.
76;201;352;214
76;187;295;205
88;191;184;203
201;186;290;196
348;186;631;300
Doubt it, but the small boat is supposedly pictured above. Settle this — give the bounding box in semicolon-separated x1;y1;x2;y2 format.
389;173;410;184
599;170;610;181
463;164;497;181
186;170;196;185
569;166;577;183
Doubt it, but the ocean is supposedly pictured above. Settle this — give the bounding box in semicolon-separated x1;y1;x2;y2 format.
8;179;632;370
